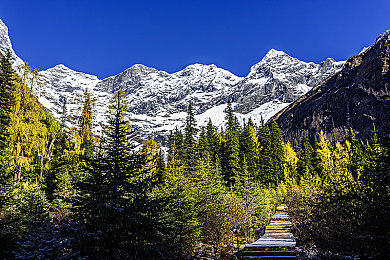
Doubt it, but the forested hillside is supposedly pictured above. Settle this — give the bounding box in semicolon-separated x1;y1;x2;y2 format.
0;50;389;259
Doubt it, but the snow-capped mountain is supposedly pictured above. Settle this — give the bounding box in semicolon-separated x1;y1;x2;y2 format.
95;63;242;116
0;18;344;147
38;64;103;120
227;49;345;113
0;19;23;69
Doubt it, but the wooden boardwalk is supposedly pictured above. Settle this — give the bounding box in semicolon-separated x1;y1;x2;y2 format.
238;204;296;259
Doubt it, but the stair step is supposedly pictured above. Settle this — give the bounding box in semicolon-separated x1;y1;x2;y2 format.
241;250;296;256
266;226;291;229
244;245;296;251
242;256;296;259
240;203;296;259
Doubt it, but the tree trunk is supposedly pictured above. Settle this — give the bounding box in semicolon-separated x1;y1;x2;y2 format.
17;150;23;184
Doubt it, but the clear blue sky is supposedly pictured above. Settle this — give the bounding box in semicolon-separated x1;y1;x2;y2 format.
1;0;389;79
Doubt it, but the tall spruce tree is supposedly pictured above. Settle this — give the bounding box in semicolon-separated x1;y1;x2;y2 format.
347;128;365;178
240;119;260;179
0;50;16;259
258;124;273;184
297;131;314;180
167;128;185;180
184;104;197;173
76;90;173;258
205;118;220;163
0;50;13;155
222;101;241;185
74;90;134;257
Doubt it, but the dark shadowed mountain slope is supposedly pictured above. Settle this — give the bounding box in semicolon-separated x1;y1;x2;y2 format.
272;30;390;143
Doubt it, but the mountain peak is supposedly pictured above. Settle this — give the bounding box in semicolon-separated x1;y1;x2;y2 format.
125;63;157;74
51;64;71;70
263;49;288;60
0;18;23;69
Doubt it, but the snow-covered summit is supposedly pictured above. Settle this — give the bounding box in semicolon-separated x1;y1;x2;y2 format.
261;49;289;61
227;50;345;113
0;17;346;147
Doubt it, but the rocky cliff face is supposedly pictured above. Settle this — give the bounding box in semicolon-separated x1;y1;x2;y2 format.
0;19;23;69
0;18;346;147
272;30;390;143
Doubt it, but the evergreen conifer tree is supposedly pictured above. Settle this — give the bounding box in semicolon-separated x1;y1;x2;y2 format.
258;124;273;184
0;50;16;259
222;101;241;185
184;104;197;173
269;121;285;185
240;119;260;179
0;50;14;204
77;89;95;161
205;118;220;163
347;128;365;178
297;131;314;180
76;90;174;258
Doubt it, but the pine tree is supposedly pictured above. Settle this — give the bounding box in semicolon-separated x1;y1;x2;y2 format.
0;50;14;203
222;101;241;185
369;124;382;168
184;104;197;173
167;128;185;180
76;90;174;258
240;120;260;179
155;149;166;184
297;131;314;180
0;50;14;154
0;50;16;259
205;118;220;163
74;90;133;257
77;89;95;161
193;151;228;246
258;124;273;184
347;128;365;178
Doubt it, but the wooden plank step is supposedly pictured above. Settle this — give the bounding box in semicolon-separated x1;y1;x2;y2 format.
244;246;296;252
241;250;296;256
265;230;291;233
268;221;292;226
241;256;296;259
266;225;291;229
273;213;289;217
271;217;290;221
